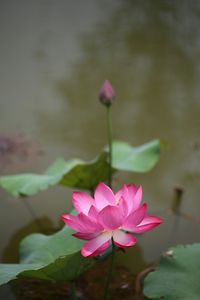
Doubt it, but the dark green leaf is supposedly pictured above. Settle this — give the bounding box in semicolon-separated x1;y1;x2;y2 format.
144;244;200;300
0;154;109;196
0;139;161;197
0;226;94;285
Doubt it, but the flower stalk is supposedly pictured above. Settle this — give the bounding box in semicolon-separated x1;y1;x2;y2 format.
103;241;116;300
70;281;77;300
106;104;113;189
104;84;114;299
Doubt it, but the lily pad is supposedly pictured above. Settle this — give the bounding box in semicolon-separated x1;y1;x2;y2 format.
0;139;161;197
0;153;109;196
0;226;94;285
143;243;200;300
112;139;161;172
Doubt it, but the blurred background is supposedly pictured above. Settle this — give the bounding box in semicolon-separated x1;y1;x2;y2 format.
0;0;200;298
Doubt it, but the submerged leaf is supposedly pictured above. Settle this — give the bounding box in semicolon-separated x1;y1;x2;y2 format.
0;226;94;285
144;243;200;300
0;139;161;197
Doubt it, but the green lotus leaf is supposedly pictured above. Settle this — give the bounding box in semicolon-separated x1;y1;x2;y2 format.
0;139;161;197
144;243;200;300
0;226;94;285
112;139;161;172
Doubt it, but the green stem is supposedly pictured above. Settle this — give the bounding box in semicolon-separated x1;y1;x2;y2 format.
106;104;113;188
22;198;45;232
70;281;77;300
103;242;116;300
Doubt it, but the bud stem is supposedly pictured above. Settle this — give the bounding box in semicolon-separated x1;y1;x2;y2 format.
106;104;113;188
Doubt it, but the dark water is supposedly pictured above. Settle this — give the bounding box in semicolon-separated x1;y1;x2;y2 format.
1;0;200;298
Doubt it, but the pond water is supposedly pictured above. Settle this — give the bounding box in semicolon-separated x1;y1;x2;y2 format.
1;0;200;298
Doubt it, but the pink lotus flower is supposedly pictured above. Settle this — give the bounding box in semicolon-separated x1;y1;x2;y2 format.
99;80;115;105
62;183;162;257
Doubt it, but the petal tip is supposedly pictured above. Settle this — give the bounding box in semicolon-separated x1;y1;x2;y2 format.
61;214;69;221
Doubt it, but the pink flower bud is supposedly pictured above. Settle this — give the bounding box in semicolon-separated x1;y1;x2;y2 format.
99;80;115;105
